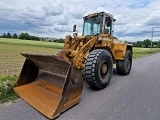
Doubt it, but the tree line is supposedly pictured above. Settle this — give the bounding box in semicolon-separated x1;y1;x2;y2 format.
0;32;40;41
0;32;64;42
128;39;160;48
0;33;18;39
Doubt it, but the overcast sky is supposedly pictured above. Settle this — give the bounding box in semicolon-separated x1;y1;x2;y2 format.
0;0;160;42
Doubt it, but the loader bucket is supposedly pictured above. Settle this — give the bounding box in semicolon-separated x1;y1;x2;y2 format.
14;53;83;119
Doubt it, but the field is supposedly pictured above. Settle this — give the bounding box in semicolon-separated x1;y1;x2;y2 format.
0;38;63;49
0;38;63;75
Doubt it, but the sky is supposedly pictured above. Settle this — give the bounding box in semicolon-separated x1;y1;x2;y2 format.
0;0;160;42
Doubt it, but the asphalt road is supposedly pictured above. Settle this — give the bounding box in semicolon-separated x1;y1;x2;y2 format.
0;53;160;120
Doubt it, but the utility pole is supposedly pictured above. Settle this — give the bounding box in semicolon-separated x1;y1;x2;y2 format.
150;27;160;51
150;27;154;51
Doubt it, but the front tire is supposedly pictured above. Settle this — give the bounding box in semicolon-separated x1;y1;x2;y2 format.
84;49;113;89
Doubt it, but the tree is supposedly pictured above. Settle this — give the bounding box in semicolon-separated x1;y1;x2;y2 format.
143;39;151;48
19;33;25;39
158;40;160;48
152;41;158;46
55;38;64;43
19;33;30;40
19;33;40;41
135;41;143;47
30;36;39;41
13;33;18;39
6;32;12;38
3;33;6;38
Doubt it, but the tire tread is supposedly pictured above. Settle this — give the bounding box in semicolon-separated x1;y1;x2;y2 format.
84;49;112;89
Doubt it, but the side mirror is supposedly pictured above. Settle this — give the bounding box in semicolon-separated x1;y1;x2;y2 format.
73;25;78;37
73;25;76;32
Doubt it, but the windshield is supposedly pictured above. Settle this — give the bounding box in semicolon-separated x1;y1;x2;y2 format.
83;16;103;36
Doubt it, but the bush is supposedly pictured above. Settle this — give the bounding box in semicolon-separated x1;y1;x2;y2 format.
55;38;64;43
0;76;18;103
19;33;40;41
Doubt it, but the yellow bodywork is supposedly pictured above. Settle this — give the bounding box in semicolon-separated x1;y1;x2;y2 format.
58;33;129;70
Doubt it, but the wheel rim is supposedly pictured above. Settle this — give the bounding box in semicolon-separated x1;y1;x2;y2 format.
101;61;108;77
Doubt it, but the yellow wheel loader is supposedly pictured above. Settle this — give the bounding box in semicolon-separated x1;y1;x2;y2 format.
14;12;132;119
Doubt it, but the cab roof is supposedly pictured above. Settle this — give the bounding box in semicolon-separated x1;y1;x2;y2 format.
83;12;116;21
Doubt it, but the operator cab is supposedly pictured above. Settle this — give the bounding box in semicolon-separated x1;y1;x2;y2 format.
82;12;116;36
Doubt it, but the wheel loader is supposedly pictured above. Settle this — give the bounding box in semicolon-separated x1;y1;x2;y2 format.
14;12;132;119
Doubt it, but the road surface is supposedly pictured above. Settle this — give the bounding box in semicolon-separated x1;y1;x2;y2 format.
0;53;160;120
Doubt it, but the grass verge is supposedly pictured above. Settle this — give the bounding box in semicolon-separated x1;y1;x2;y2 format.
0;76;18;103
133;48;160;59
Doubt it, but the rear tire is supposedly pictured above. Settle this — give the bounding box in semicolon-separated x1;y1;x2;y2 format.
116;50;132;75
84;49;113;89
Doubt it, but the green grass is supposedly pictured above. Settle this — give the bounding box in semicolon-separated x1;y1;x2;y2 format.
133;47;160;59
0;38;63;75
0;38;64;49
0;75;18;103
